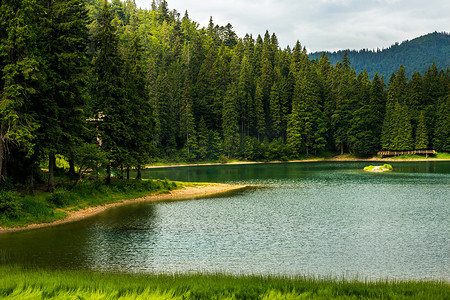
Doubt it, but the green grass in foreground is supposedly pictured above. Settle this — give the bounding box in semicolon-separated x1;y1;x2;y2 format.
0;178;180;228
0;267;448;300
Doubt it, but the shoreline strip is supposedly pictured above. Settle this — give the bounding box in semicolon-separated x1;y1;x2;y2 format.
145;158;450;169
0;184;248;234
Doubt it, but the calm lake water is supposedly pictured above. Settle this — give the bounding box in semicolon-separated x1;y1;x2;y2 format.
1;161;449;280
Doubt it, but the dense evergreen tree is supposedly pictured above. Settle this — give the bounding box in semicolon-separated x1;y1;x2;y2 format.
331;52;356;154
381;65;414;151
123;16;154;170
348;70;380;153
433;96;450;152
0;0;40;184
222;83;239;158
37;0;90;191
288;66;326;157
269;83;282;139
309;32;450;79
254;83;266;141
415;111;428;150
1;0;449;190
179;72;196;160
92;0;128;184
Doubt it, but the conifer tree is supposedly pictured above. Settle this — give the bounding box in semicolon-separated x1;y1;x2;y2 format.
254;83;266;141
408;71;424;114
124;16;153;170
269;83;282;139
197;117;208;160
31;0;90;191
331;54;356;154
396;103;414;150
348;70;379;153
180;73;196;160
289;41;303;76
259;57;273;116
288;67;326;157
222;84;240;158
92;0;127;184
237;55;254;136
195;46;218;129
433;96;450;152
381;66;409;150
415;111;428;150
0;0;40;183
155;71;176;153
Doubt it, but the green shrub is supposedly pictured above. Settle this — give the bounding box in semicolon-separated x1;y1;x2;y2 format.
383;164;393;170
21;197;54;218
0;191;22;218
219;154;228;164
364;165;375;170
47;188;75;208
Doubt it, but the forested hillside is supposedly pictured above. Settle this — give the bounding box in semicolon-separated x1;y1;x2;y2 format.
1;0;449;190
309;32;450;78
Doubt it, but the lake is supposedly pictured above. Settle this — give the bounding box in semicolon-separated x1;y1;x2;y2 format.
1;161;449;280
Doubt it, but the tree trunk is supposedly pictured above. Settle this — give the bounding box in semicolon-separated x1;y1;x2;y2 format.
136;165;142;180
2;154;6;181
29;164;34;195
106;164;111;185
126;167;130;180
68;158;76;177
186;132;190;161
0;137;4;183
48;153;56;192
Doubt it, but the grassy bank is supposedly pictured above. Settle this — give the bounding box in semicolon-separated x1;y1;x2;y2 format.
0;267;448;299
145;152;450;168
384;152;450;160
0;178;179;229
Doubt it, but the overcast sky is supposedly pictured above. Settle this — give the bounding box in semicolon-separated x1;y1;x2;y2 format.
134;0;449;52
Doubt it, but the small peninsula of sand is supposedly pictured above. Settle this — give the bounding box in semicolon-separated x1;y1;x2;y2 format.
0;184;247;234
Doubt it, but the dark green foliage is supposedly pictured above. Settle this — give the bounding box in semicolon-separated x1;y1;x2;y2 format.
381;66;415;151
0;179;179;227
33;0;90;191
415;111;429;150
222;84;240;158
92;0;129;182
309;32;450;78
72;143;109;181
0;0;448;189
47;187;74;207
0;191;22;218
288;65;326;157
348;70;381;153
0;0;41;183
433;95;450;152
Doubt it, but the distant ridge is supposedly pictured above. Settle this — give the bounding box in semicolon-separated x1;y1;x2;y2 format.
309;32;450;78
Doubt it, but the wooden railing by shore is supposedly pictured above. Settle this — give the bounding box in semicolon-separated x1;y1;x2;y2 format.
377;150;436;158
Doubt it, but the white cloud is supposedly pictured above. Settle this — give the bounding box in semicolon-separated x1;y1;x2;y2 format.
134;0;450;52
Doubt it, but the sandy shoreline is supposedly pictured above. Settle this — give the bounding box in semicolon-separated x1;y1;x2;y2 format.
145;157;450;169
0;184;248;234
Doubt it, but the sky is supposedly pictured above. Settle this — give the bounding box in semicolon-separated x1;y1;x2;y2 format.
134;0;449;53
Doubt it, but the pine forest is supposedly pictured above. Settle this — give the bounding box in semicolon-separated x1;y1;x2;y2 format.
1;0;449;189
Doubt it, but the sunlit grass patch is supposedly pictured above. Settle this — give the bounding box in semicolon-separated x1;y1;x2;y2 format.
0;267;448;299
0;179;180;229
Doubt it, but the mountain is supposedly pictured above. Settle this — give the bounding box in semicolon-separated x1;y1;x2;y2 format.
308;32;450;78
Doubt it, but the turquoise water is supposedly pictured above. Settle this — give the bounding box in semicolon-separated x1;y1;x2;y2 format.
1;161;449;280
